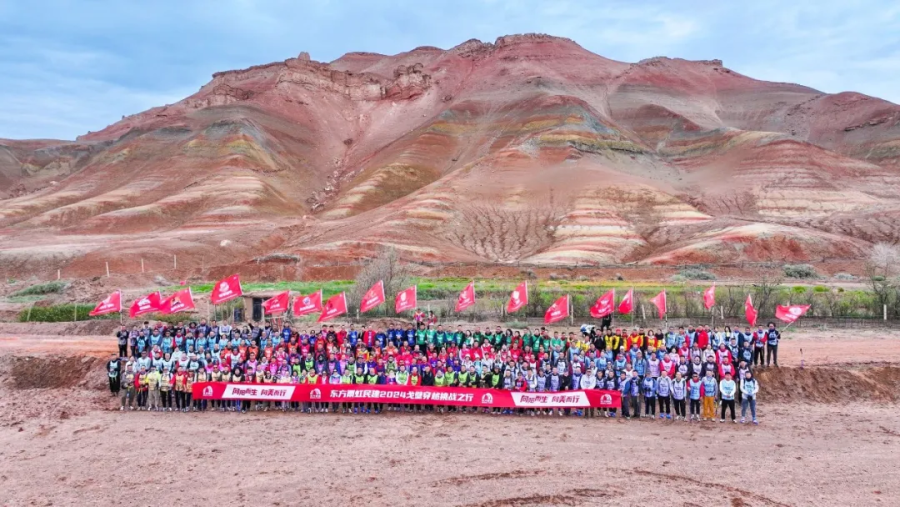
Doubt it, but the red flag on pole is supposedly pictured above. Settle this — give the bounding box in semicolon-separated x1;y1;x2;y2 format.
129;291;162;318
210;274;243;304
775;304;810;324
360;280;386;313
160;288;196;315
292;290;323;317
507;281;528;314
544;295;570;324
395;286;417;313
262;291;290;315
703;285;716;310
650;290;667;319
455;282;475;312
618;288;634;315
590;290;616;318
89;290;122;316
745;294;758;327
318;292;348;322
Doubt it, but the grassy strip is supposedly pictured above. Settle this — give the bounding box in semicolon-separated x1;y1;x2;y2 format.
17;304;119;322
10;280;69;297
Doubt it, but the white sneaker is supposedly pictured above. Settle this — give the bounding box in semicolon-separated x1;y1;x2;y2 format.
119;407;124;411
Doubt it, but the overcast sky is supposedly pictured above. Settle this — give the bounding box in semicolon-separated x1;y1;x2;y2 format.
1;0;898;140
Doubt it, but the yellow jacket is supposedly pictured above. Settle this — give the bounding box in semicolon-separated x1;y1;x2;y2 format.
145;371;161;390
605;335;621;351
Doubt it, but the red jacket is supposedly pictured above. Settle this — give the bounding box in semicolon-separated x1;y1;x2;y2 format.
718;361;736;379
362;330;376;347
696;330;709;350
715;348;733;365
660;359;676;376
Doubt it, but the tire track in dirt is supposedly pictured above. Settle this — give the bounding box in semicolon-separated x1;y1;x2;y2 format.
632;468;791;507
432;469;543;486
459;488;613;507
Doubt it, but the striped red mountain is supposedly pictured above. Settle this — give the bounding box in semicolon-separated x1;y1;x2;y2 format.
2;33;899;277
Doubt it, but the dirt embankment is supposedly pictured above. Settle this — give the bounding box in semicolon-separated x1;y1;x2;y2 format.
758;365;900;403
0;355;110;422
0;320;120;336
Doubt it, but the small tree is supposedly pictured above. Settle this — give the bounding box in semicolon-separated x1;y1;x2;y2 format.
350;248;412;316
866;243;900;315
751;269;783;318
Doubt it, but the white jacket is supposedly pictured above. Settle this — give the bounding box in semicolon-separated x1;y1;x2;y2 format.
740;378;760;399
580;374;597;390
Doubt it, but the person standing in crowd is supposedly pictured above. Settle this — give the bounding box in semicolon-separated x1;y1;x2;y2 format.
580;367;597;418
160;366;173;411
656;369;672;420
719;372;737;423
174;367;188;412
119;364;136;411
741;370;760;424
765;322;780;367
688;372;703;422
146;366;161;411
753;325;766;366
642;374;657;418
136;366;148;410
116;326;129;358
671;371;686;421
701;370;718;421
106;353;120;396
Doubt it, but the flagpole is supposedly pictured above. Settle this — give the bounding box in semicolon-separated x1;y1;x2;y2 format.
630;286;634;329
609;288;614;331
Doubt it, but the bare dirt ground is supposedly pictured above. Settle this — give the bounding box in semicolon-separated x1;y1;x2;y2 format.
1;327;899;506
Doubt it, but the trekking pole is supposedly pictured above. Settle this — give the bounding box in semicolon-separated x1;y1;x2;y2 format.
799;348;804;369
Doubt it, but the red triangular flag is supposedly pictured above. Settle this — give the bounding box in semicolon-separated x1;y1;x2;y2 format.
395;286;417;313
775;304;810;324
90;290;122;317
455;282;475;312
318;292;348;322
650;290;667;319
263;291;290;315
745;294;758;327
590;290;615;318
160;288;195;315
292;290;323;317
210;274;243;304
360;280;386;313
544;295;570;324
129;291;162;318
618;288;634;315
507;281;528;314
703;285;716;310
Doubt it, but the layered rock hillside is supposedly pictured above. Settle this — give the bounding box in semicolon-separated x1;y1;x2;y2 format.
1;34;899;277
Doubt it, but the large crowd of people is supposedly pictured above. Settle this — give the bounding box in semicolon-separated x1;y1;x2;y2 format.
107;316;774;424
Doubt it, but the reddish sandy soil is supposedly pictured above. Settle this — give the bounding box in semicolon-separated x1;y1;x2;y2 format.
1;327;899;506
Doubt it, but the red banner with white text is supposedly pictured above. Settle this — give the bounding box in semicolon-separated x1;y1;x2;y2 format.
192;382;621;408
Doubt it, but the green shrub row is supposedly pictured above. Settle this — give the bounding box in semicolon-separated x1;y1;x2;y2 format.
11;280;69;297
18;304;118;322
